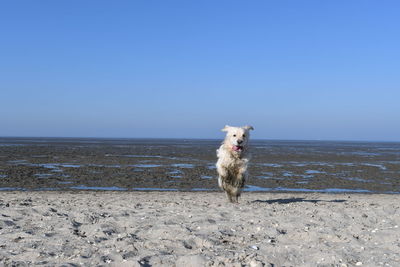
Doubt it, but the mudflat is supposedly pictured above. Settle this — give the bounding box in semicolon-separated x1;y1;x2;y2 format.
1;138;400;193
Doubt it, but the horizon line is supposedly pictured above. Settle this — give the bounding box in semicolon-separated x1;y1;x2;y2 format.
0;135;399;143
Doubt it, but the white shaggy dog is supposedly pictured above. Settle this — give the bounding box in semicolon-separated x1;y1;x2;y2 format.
216;125;254;203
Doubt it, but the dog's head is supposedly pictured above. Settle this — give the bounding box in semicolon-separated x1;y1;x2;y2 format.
222;125;254;152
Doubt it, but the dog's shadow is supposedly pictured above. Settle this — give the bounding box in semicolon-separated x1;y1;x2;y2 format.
252;197;346;204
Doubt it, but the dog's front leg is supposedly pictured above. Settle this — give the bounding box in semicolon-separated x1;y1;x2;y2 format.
217;165;237;202
217;165;228;189
217;164;228;178
234;174;246;188
234;166;247;188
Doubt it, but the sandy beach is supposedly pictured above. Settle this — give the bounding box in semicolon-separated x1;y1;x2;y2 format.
0;191;399;266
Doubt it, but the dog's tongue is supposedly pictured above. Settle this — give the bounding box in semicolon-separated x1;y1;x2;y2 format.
232;145;242;151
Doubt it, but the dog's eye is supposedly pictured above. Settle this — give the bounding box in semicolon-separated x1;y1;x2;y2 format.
243;134;246;137
233;134;236;137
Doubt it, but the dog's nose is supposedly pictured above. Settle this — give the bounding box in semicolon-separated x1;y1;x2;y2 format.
237;140;243;144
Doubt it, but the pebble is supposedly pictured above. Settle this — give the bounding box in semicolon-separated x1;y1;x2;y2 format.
356;262;363;266
250;245;259;250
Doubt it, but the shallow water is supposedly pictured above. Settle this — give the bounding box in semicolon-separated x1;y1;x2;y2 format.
70;185;127;191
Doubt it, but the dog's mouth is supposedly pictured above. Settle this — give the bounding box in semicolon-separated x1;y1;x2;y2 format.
232;145;243;152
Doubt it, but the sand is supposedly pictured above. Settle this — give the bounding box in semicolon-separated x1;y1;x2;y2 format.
0;191;399;267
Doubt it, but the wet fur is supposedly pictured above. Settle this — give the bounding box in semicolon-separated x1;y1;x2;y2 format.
216;125;254;203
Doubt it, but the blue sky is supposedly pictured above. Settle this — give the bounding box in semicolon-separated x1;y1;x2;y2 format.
1;1;399;141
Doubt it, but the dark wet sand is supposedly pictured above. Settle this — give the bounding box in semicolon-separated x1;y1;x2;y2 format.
0;138;399;193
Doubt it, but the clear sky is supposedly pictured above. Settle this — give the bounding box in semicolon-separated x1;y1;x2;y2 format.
1;1;399;141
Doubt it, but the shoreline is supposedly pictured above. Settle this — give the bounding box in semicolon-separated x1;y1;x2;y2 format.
1;188;400;195
1;187;400;194
1;191;399;266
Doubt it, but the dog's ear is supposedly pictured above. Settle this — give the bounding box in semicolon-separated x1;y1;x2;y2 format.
221;125;231;132
243;125;254;131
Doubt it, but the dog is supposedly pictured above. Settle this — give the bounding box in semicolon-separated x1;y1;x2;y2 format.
216;125;254;203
